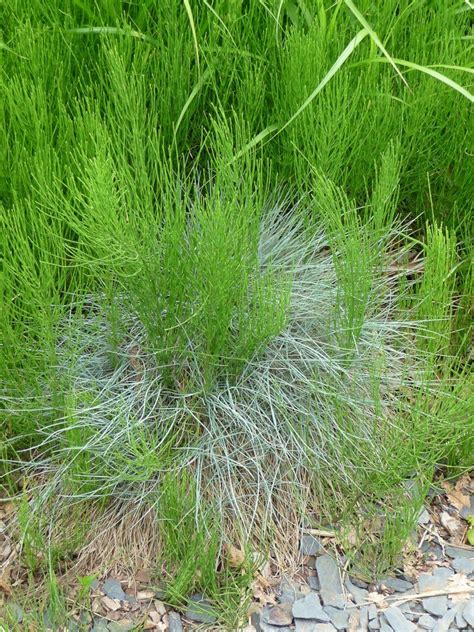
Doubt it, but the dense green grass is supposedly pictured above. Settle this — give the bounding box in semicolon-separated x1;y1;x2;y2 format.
1;0;473;626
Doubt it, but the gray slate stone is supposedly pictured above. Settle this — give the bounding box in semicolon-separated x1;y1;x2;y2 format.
185;593;216;624
168;611;183;632
379;622;392;632
101;578;126;600
350;576;369;589
463;599;474;627
295;623;336;632
368;617;380;630
379;576;413;592
280;577;306;604
451;556;474;575
322;606;349;630
418;613;437;629
423;595;448;617
383;606;417;632
359;606;369;631
260;623;292;632
301;534;325;556
308;575;320;591
418;572;450;592
91;620;109;632
345;577;368;605
262;603;293;627
422;541;444;560
432;607;456;632
433;567;454;579
453;600;468;628
418;508;430;525
293;593;329;622
7;603;24;623
107;623;135;632
445;545;473;559
368;603;377;620
315;555;346;609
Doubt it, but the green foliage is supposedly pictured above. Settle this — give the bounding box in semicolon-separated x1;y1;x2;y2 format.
1;0;472;603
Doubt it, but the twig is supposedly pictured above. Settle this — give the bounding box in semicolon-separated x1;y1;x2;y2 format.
302;528;336;538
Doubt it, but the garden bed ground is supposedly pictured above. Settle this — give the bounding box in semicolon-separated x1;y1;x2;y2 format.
1;474;472;631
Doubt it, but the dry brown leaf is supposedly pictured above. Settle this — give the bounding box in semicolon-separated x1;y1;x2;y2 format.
440;511;461;537
0;576;12;596
347;611;360;631
0;502;16;516
148;611;162;623
153;601;167;616
225;543;246;568
136;570;152;584
102;596;122;611
92;597;103;614
441;480;471;513
137;590;155;600
367;591;387;607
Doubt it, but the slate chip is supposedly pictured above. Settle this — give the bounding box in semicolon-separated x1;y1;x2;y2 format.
345;577;368;605
422;595;448;617
379;576;413;592
301;534;325;556
168;611;183;632
185;593;217;624
102;579;126;601
261;603;293;627
451;557;474;575
383;606;417;632
418;613;437;629
463;599;474;627
322;605;349;630
293;593;329;622
316;555;345;609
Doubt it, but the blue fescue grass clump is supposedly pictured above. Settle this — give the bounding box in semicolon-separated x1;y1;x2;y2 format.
1;0;473;614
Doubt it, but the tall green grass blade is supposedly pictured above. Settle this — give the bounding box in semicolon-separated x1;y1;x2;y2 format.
183;0;201;76
344;0;408;87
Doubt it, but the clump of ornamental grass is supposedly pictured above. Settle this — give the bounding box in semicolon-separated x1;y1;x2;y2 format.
4;163;468;582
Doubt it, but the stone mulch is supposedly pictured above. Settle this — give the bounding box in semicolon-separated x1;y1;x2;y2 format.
1;475;473;631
